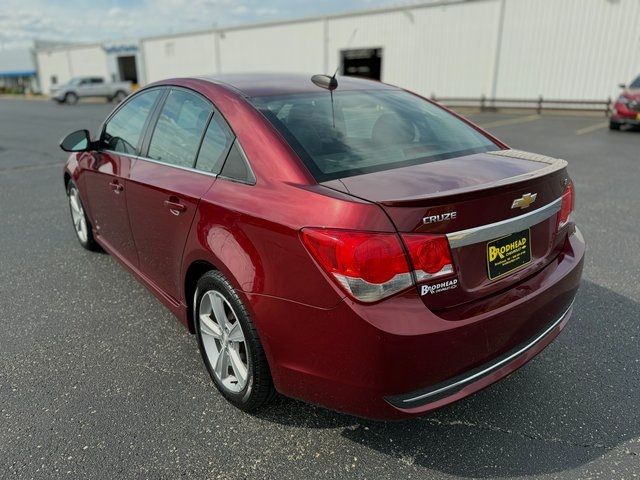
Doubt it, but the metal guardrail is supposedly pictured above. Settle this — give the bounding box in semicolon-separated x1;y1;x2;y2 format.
431;95;612;116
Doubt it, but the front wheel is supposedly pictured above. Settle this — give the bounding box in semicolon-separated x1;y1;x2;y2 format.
609;120;621;130
194;270;275;411
67;180;100;251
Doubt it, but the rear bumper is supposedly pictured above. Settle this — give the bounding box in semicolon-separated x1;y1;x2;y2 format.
611;117;640;126
611;110;640;124
385;300;572;410
247;227;585;420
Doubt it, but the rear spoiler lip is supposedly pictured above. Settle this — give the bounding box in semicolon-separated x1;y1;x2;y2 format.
379;152;568;207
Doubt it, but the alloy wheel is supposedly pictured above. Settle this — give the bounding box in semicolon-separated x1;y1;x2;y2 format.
68;187;88;244
198;290;249;393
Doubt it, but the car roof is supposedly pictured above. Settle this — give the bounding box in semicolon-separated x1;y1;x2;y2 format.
198;73;400;97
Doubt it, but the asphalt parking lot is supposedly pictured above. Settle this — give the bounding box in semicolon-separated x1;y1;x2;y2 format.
0;98;638;479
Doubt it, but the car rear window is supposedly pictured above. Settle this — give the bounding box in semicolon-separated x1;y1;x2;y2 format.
251;90;496;181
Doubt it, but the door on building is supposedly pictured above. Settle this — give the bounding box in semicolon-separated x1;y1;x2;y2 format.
341;48;382;80
117;56;138;84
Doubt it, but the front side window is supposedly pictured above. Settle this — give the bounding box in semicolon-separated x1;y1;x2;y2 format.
195;113;234;174
103;89;160;154
148;89;212;168
252;90;497;181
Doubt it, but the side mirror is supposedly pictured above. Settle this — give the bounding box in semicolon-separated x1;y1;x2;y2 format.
60;129;91;152
618;83;627;89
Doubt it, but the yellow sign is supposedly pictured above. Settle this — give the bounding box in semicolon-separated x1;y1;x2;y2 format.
487;229;532;280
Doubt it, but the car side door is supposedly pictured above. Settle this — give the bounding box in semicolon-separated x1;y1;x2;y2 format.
89;77;106;97
126;87;234;302
81;88;162;266
76;78;93;98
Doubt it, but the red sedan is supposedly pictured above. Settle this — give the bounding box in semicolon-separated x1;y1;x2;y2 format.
610;75;640;130
60;73;584;420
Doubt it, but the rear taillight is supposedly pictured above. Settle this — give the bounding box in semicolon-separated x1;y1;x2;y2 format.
401;234;454;282
300;228;453;302
557;182;574;231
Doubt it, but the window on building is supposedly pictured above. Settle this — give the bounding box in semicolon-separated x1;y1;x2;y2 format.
341;48;382;81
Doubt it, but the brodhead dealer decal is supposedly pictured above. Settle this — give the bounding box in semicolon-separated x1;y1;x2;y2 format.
421;278;458;295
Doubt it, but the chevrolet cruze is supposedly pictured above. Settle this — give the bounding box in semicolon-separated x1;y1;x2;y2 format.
60;73;585;420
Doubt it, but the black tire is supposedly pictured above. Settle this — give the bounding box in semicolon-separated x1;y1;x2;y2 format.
194;270;275;411
66;180;100;251
609;120;621;130
112;90;127;103
64;92;78;105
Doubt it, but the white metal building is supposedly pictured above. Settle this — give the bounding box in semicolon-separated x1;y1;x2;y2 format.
35;41;142;94
35;0;640;101
0;48;37;93
140;0;640;101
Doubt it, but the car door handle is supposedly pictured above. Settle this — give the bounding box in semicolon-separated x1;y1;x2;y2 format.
164;200;186;215
109;181;124;194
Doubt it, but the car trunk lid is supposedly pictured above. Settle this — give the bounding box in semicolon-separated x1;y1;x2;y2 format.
322;149;571;310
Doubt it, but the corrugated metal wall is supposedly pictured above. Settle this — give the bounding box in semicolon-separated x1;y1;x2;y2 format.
142;31;218;82
219;20;326;73
495;0;640;100
327;1;501;97
81;0;640;100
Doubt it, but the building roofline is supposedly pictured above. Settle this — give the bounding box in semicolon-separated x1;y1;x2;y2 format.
140;0;481;43
34;39;138;54
34;42;106;54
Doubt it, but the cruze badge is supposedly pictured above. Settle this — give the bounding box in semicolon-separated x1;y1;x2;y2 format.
423;211;457;224
511;193;537;210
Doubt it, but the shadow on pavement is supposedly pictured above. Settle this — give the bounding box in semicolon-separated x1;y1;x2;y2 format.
255;280;639;477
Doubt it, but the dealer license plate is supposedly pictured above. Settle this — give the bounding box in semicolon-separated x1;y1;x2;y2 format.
487;229;532;280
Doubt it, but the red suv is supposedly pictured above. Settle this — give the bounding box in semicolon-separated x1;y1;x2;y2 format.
610;75;640;130
60;74;585;420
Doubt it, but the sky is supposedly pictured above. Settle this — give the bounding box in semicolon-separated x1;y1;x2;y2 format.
0;0;426;50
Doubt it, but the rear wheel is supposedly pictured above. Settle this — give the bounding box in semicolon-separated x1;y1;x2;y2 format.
67;180;99;251
64;92;78;105
194;270;275;411
609;120;621;130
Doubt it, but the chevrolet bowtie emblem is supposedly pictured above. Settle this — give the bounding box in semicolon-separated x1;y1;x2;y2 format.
511;193;537;209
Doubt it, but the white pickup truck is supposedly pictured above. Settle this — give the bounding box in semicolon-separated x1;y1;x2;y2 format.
51;77;132;105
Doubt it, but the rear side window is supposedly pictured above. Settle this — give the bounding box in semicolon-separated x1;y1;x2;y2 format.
252;90;497;181
103;89;160;154
220;141;255;184
195;113;234;174
148;89;213;168
631;76;640;89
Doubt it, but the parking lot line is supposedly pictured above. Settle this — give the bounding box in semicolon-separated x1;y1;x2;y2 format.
478;114;540;129
575;121;609;136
